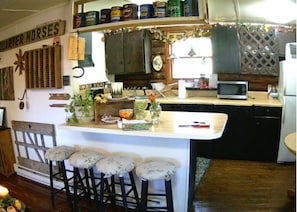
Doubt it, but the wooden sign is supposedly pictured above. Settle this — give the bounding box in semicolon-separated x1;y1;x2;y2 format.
0;20;66;52
67;35;85;60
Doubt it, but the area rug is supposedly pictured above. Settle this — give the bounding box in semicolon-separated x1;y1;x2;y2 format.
195;157;211;189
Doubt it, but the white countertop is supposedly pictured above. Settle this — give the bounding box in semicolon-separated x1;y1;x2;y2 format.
60;111;228;140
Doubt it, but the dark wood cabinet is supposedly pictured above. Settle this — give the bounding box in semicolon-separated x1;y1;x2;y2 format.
105;30;152;75
0;128;16;176
249;107;282;161
161;103;282;162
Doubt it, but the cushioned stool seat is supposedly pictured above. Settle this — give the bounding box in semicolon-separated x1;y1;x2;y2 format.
96;156;139;212
136;160;177;212
69;151;104;212
45;145;75;210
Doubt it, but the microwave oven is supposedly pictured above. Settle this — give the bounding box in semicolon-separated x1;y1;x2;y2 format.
217;81;248;100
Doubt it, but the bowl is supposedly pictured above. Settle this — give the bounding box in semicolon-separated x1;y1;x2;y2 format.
119;109;134;119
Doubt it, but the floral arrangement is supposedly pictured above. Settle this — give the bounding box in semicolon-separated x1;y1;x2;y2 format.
147;92;161;123
0;197;25;212
148;92;158;109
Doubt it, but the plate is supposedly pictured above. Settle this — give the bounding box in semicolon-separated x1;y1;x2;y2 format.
152;55;163;72
101;116;120;124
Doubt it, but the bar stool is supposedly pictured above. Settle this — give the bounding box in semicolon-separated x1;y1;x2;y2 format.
96;155;140;212
135;160;177;212
45;145;75;210
69;150;104;212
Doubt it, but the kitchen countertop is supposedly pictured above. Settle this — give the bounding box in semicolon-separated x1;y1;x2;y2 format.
60;111;228;140
155;91;282;107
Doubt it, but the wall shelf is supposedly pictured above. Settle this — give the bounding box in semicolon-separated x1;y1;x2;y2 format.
71;17;208;33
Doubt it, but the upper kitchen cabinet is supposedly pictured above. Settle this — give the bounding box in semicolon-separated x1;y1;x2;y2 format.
211;25;240;74
105;30;152;75
71;0;208;33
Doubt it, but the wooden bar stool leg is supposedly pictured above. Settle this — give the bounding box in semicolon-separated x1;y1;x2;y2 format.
128;171;140;206
119;176;129;212
73;168;79;212
49;160;55;206
89;168;101;211
140;180;148;211
99;173;105;212
60;161;73;211
165;179;174;212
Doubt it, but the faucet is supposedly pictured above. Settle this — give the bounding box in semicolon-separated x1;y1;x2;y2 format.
142;86;147;96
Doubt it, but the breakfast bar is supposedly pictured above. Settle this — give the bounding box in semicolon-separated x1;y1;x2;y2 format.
59;111;228;211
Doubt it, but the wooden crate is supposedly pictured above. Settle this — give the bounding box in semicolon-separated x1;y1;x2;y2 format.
95;99;135;123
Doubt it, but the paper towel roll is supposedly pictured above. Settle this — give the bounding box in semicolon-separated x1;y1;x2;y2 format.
178;80;187;98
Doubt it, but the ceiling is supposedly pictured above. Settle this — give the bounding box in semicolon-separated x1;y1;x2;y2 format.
0;0;69;30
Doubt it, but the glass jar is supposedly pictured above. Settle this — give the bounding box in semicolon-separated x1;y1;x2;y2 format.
134;100;148;120
149;102;162;124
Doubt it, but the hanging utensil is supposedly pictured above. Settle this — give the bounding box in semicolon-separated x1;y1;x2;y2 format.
18;89;27;110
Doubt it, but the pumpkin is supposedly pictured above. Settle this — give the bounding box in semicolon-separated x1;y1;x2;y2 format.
119;109;134;119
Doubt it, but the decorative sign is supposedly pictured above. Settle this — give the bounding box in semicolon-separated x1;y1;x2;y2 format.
0;20;66;52
0;66;14;100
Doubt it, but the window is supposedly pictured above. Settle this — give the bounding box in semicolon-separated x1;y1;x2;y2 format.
171;37;213;79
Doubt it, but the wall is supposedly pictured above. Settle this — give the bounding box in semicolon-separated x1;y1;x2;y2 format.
0;1;107;154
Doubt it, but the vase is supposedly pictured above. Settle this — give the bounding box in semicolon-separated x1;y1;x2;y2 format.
149;102;162;124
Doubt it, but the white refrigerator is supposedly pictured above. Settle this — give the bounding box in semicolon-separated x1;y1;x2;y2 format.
277;59;296;163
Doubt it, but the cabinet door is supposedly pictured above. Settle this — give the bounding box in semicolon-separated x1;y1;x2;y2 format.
249;107;282;162
123;30;146;73
105;33;124;74
212;25;240;73
212;105;254;160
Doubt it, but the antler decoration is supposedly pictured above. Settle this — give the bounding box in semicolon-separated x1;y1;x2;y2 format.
14;49;25;75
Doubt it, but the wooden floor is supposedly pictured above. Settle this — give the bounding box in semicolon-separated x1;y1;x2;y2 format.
192;160;296;212
0;160;295;212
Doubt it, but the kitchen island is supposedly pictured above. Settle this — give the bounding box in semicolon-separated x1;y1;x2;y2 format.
60;111;228;211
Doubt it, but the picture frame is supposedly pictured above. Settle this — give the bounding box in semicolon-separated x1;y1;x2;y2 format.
0;107;6;128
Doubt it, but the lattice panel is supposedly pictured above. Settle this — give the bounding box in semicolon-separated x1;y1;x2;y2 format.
238;26;279;76
24;45;62;89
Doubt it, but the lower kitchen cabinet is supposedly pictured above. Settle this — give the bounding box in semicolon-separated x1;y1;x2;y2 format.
0;128;16;176
249;106;282;162
161;103;282;162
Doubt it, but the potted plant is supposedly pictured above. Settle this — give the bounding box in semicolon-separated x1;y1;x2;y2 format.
65;88;95;123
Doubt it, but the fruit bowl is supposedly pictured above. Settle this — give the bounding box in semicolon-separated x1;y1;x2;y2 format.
119;109;134;119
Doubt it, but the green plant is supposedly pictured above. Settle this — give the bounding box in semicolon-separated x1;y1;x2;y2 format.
65;88;94;123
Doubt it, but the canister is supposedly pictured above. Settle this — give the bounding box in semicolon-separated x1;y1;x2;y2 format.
110;6;123;22
153;1;166;18
85;11;99;26
122;4;138;20
140;4;154;19
73;13;85;28
167;0;182;17
183;0;198;16
100;9;111;23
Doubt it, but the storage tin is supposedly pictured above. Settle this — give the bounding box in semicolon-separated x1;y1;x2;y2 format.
110;6;123;22
183;0;199;16
153;1;166;18
122;4;138;20
167;0;182;17
100;9;111;23
73;13;85;28
140;4;154;19
85;11;99;26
